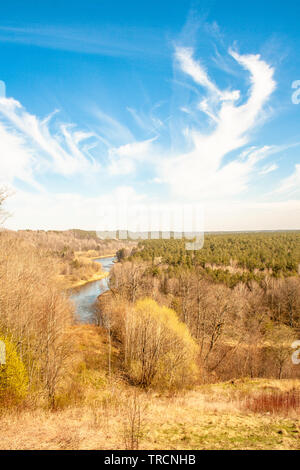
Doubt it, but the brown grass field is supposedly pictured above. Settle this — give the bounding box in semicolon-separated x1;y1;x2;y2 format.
0;325;299;450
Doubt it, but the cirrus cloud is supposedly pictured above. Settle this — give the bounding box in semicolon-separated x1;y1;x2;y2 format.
0;96;101;187
158;47;277;200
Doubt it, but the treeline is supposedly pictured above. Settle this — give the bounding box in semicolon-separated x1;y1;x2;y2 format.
17;229;137;258
10;230;137;286
126;231;300;283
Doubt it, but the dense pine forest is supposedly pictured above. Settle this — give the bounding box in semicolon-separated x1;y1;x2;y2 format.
124;232;300;287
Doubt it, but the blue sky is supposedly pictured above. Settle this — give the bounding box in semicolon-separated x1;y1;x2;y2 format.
0;0;300;231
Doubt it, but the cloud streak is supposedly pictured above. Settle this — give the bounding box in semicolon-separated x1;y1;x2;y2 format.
108;137;157;175
277;164;300;196
0;25;166;59
0;96;100;186
158;47;277;200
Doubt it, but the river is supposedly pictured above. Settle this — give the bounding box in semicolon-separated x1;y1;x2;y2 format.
70;256;115;323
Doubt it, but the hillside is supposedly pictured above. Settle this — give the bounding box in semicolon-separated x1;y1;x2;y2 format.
0;324;299;450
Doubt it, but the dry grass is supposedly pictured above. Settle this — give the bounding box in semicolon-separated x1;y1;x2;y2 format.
0;325;299;450
58;271;108;289
76;251;116;260
0;387;299;450
243;389;300;415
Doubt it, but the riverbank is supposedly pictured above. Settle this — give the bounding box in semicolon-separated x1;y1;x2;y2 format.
90;253;116;260
75;251;116;260
57;253;114;290
59;271;109;290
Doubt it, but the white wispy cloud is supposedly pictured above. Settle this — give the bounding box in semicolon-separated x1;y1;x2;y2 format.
277;164;300;195
0;121;38;188
158;47;277;200
175;47;241;103
0;96;100;186
127;105;165;135
93;108;134;145
108;137;157;175
0;25;165;59
259;163;278;175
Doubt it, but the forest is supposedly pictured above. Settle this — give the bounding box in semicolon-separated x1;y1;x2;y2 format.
107;234;300;383
124;232;300;286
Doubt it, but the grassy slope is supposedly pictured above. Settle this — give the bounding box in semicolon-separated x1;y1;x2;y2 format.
0;325;299;450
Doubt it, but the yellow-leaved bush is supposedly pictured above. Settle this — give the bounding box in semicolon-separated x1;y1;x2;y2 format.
124;298;198;389
0;335;28;399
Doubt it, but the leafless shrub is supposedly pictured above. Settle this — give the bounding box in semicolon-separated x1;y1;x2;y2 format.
122;391;145;450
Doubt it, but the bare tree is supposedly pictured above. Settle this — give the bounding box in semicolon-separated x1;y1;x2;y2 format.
0;232;74;406
122;391;145;450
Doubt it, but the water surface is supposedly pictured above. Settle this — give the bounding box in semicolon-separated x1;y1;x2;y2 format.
70;256;115;323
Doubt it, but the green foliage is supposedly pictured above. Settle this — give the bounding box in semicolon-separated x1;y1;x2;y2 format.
131;232;300;284
116;248;127;262
0;335;28;399
70;229;98;240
